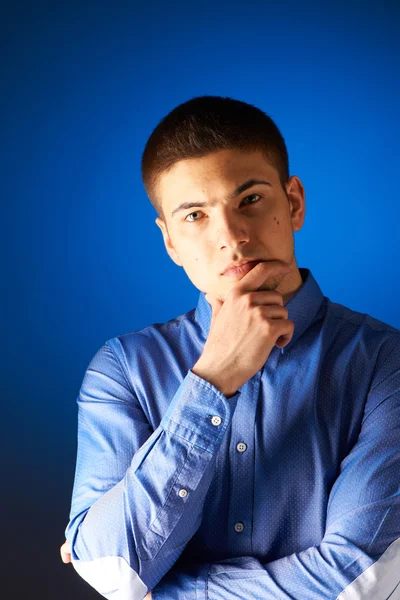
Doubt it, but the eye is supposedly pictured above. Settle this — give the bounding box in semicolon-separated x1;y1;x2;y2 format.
184;211;203;222
241;193;261;206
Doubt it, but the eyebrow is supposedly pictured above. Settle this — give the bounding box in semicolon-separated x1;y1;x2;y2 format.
170;178;271;218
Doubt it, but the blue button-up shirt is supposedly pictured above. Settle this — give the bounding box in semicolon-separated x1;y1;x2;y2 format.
65;269;400;599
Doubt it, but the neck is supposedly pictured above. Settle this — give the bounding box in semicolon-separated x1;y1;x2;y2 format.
279;264;304;305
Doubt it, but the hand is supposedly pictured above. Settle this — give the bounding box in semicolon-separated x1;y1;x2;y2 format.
192;260;294;397
60;539;72;563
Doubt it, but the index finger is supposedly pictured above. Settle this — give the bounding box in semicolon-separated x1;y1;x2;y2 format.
235;260;291;293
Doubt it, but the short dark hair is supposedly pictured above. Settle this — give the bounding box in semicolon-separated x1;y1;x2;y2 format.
141;95;289;218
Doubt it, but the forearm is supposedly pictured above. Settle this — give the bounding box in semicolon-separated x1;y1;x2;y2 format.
153;521;400;600
70;428;218;588
153;379;400;600
66;369;240;597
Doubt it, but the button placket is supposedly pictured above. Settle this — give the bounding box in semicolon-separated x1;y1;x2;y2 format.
227;369;262;553
234;522;245;533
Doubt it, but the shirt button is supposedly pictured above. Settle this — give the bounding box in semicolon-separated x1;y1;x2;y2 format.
178;489;188;498
211;416;222;426
234;522;244;533
236;442;247;452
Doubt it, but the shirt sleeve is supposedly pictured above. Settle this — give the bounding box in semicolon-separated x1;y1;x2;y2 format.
64;339;239;600
152;342;400;600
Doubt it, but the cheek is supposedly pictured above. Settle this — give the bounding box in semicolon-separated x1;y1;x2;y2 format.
183;253;215;282
181;253;205;276
272;209;290;224
178;236;212;264
271;213;292;233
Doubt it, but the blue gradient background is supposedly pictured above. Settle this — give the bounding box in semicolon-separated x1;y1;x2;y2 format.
3;1;399;597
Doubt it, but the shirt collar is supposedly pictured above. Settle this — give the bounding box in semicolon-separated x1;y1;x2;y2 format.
194;268;325;353
280;268;325;353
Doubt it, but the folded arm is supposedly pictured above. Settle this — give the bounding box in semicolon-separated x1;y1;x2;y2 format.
153;341;400;599
65;338;239;599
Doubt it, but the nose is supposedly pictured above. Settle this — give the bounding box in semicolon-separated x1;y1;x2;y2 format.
214;209;250;251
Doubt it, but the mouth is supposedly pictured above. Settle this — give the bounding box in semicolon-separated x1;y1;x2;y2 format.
221;260;263;278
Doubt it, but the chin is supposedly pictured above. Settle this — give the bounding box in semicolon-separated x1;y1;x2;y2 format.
256;275;282;292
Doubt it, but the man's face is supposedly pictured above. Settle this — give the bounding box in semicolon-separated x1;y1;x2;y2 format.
155;149;305;302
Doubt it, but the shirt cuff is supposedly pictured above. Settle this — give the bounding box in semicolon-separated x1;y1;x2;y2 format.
160;369;240;452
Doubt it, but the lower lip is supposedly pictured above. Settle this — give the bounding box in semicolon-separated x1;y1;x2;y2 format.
222;260;262;277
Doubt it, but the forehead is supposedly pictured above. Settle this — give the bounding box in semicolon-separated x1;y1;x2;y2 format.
156;149;280;209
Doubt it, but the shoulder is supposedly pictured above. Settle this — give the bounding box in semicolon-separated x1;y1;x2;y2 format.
98;307;199;382
326;299;399;335
323;298;400;366
80;308;197;400
106;307;197;355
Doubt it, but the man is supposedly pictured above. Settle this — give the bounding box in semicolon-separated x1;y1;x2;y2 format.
61;96;400;599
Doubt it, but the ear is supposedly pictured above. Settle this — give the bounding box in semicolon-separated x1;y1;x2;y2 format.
155;218;183;267
285;176;306;232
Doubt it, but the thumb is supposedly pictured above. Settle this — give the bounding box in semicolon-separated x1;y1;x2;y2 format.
205;293;223;326
60;540;72;563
